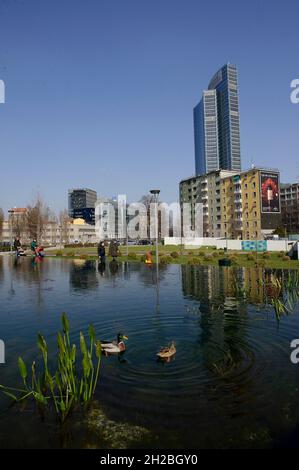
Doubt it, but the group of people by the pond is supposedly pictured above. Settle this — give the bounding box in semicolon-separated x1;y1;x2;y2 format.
13;237;44;258
97;239;121;263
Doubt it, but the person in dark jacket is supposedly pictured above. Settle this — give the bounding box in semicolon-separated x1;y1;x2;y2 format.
13;237;22;256
13;237;21;250
108;240;119;261
97;241;106;263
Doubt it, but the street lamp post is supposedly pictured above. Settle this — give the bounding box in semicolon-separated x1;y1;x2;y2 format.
150;190;160;265
150;189;160;312
284;224;288;254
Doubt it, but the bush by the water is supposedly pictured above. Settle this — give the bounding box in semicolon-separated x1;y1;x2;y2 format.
247;253;255;261
203;254;213;262
257;260;266;267
65;243;97;248
187;257;202;265
67;251;75;257
229;255;238;265
128;252;137;260
0;245;12;252
160;255;172;265
170;251;179;259
283;256;291;262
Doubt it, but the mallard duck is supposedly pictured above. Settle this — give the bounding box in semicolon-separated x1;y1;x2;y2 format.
101;333;128;355
157;341;176;361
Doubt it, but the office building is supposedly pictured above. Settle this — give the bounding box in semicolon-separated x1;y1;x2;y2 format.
68;188;97;224
194;64;241;175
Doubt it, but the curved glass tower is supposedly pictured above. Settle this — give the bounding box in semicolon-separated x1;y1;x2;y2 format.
194;63;241;175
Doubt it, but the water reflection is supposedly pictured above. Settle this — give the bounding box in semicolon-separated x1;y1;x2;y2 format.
1;257;299;448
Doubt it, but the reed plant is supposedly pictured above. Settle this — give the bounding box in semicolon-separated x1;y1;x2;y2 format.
0;313;102;422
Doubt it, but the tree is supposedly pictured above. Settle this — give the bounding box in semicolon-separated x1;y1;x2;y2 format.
9;210;27;239
273;225;287;238
26;196;51;242
59;209;71;245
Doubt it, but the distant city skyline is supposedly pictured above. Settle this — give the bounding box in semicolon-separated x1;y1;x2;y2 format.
0;0;298;214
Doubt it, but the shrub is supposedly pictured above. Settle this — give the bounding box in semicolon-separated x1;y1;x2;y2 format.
187;257;202;265
0;245;12;252
262;252;270;259
160;255;172;265
56;250;63;257
67;251;75;257
139;255;146;262
80;254;89;260
170;251;179;259
229;255;238;265
283;256;291;262
128;252;137;260
65;243;97;248
212;251;219;258
257;260;266;267
218;250;225;256
203;254;213;262
247;253;255;261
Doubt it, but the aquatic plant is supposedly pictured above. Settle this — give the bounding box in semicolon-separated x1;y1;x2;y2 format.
267;273;299;321
0;313;102;423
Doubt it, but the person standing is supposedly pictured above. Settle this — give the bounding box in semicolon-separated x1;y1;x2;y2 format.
108;239;119;261
13;237;22;256
30;239;38;256
97;241;106;263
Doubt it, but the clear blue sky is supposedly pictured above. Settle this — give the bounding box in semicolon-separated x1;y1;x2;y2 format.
0;0;298;214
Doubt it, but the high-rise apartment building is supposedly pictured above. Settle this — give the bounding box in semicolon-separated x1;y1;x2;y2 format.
180;168;281;240
281;183;299;233
194;64;241;175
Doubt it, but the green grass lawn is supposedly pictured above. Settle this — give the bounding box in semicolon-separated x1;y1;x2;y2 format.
45;245;299;270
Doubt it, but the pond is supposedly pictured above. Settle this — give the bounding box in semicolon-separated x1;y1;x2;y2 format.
0;256;299;448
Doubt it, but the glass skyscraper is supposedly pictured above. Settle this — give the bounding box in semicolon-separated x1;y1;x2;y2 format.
194;64;241;175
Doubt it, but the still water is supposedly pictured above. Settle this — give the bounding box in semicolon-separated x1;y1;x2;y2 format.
0;256;299;448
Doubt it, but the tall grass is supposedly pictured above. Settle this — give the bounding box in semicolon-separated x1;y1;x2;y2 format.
0;313;102;422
